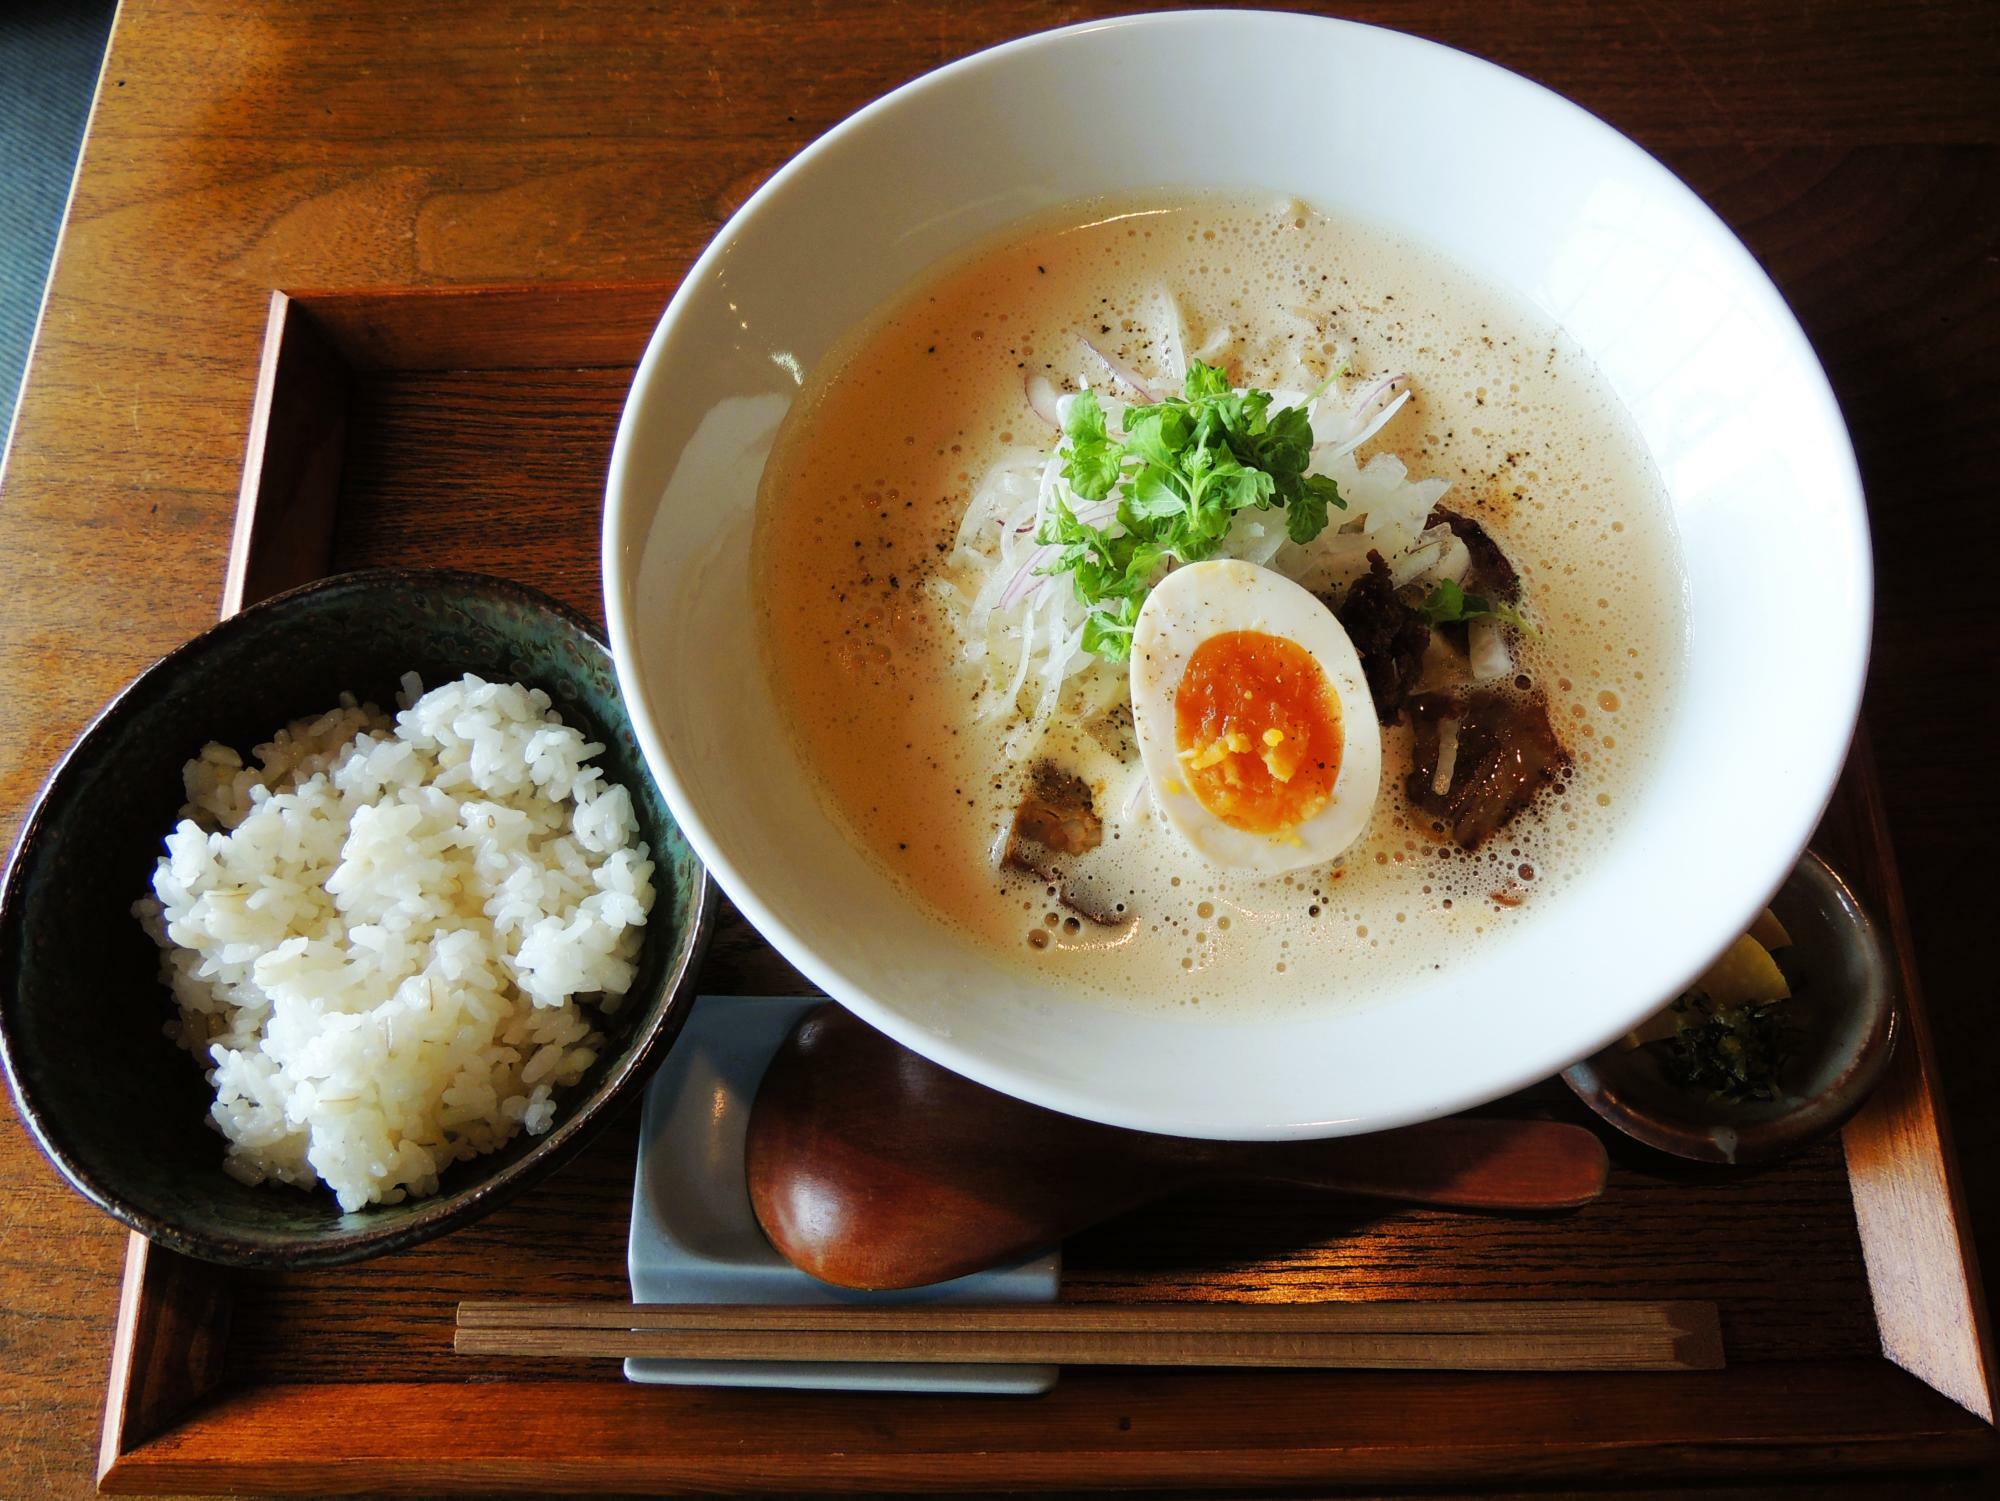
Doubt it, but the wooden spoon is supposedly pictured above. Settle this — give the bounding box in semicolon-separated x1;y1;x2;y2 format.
747;1004;1609;1290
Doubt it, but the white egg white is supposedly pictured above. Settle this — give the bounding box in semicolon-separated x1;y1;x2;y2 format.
1129;559;1382;873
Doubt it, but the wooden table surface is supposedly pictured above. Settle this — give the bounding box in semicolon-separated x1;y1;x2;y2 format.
0;2;1994;1496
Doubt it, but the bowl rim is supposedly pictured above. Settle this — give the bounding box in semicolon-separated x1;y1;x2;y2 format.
601;9;1870;1139
0;566;718;1266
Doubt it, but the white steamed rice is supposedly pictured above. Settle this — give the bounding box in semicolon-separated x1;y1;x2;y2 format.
132;673;655;1212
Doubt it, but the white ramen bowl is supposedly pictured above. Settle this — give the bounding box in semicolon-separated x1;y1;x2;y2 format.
603;11;1870;1138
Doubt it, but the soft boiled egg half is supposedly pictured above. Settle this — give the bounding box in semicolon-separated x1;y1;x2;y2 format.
1130;559;1382;873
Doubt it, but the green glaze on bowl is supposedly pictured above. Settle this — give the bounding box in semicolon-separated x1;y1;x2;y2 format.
0;569;714;1267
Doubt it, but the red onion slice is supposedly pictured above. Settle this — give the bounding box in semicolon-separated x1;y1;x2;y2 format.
998;545;1058;610
1346;372;1406;435
1013;495;1118;535
1318;387;1413;461
1078;335;1159;403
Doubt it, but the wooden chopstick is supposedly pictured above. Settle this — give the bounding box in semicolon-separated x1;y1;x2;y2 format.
454;1300;1723;1371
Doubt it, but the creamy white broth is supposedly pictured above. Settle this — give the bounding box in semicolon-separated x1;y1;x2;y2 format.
753;195;1686;1015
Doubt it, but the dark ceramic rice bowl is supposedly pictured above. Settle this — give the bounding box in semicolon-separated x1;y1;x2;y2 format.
0;569;714;1266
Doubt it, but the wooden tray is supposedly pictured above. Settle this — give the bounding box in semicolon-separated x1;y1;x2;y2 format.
96;284;1998;1495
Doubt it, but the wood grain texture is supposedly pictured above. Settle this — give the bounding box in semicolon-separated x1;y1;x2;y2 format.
222;294;348;612
1843;735;1997;1420
96;1237;229;1480
46;167;2000;1501
155;321;1921;1496
213;1079;1881;1388
450;1299;1726;1372
1;2;1995;1497
98;1363;1991;1496
296;282;677;371
192;349;1880;1402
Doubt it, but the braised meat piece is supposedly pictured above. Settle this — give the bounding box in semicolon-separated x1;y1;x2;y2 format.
1005;763;1127;927
1428;505;1521;602
1332;550;1431;724
1008;763;1101;858
1406;686;1568;850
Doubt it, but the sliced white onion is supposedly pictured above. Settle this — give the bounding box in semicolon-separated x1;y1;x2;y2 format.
955;340;1447;742
1193;324;1235;362
1122;773;1151;821
1388;523;1451;588
1431;718;1461;797
995;600;1039;714
1282;529;1381;595
1427;535;1472;589
1158;286;1189;382
1078;335;1159;403
1024;373;1062;429
954;451;1043;555
1318;387;1412;462
1387;545;1438;589
1236;517;1287;567
1468;618;1514;682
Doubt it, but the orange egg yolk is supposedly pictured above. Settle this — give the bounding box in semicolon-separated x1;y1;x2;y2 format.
1173;630;1343;835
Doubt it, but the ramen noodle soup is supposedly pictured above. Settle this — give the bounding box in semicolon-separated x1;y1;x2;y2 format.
755;195;1686;1015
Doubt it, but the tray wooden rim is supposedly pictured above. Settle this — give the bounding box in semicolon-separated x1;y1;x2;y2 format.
96;282;1999;1495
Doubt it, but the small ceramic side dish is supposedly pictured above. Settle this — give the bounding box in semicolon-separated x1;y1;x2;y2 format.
0;568;714;1266
626;994;1059;1393
1562;851;1896;1165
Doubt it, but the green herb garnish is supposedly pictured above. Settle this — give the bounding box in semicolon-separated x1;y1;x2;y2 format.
1417;577;1536;636
1650;994;1797;1104
1041;360;1345;661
